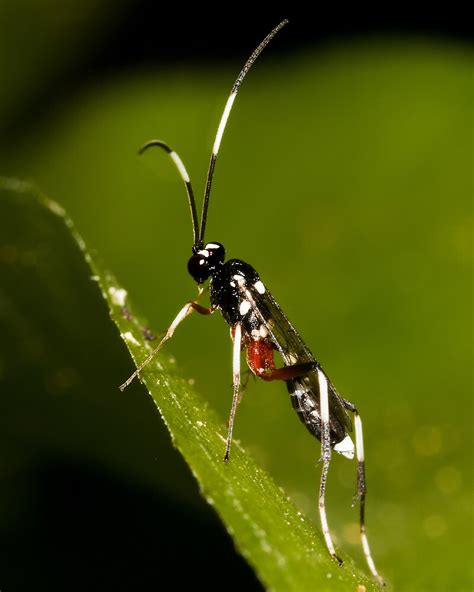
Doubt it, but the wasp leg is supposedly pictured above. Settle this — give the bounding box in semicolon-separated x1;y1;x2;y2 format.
224;322;242;464
119;300;214;391
343;399;385;587
317;368;343;566
257;361;316;381
228;369;253;405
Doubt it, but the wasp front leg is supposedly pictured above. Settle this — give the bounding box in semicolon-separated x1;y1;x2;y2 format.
119;297;214;391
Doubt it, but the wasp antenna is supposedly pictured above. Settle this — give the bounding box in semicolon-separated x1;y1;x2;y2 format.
199;19;289;244
139;139;200;247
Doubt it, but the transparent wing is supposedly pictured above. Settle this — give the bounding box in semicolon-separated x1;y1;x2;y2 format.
245;283;352;434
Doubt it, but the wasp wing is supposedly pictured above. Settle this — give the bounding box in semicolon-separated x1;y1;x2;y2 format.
242;281;352;437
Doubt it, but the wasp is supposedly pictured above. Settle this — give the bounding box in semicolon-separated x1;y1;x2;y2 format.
120;20;384;586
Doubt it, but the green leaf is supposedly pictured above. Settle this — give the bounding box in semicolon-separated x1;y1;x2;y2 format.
0;178;380;591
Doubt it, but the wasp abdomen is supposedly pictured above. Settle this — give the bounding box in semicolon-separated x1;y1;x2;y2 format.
246;339;276;380
288;378;350;451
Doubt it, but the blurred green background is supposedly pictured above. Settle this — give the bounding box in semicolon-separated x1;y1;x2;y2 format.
0;4;472;591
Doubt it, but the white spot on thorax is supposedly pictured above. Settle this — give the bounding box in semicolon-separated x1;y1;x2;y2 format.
239;300;251;316
233;274;245;284
254;280;265;294
108;286;127;306
198;249;210;258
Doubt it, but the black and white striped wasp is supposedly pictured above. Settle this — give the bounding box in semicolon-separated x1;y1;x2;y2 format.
120;20;384;586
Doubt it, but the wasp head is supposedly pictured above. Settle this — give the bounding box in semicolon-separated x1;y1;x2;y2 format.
187;242;225;284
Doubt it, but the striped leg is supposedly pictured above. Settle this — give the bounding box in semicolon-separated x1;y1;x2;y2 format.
317;368;343;565
224;322;242;463
343;399;385;586
119;299;213;391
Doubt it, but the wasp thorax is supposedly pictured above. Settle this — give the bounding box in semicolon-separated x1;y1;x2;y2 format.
187;242;225;284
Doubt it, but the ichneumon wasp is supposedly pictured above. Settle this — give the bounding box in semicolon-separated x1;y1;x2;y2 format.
119;19;385;587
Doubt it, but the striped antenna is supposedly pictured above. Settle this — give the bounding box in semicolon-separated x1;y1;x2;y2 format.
198;19;289;245
139;140;200;246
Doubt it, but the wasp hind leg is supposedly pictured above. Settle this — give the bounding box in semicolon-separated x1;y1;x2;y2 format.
343;398;385;587
256;361;316;381
316;368;343;566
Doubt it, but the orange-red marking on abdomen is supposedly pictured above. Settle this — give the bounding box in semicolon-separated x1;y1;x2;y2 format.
246;339;276;381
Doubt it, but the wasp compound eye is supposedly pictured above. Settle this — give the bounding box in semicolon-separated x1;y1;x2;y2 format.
187;252;211;283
